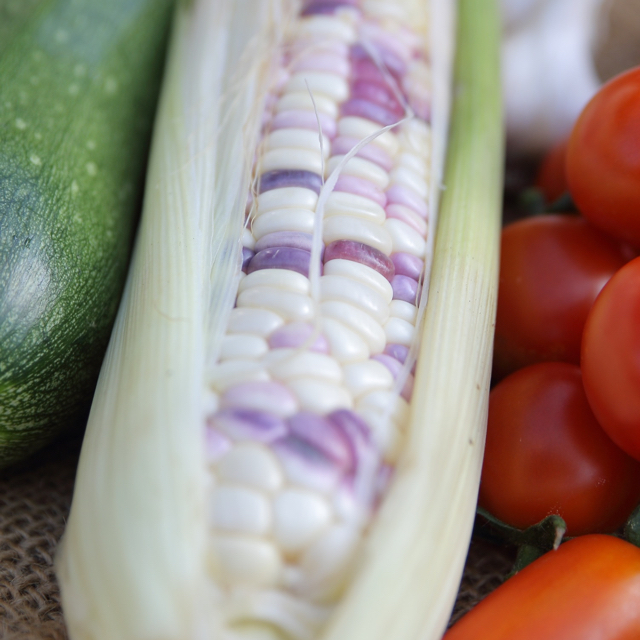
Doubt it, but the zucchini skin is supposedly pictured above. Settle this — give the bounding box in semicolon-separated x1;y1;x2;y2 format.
0;0;174;467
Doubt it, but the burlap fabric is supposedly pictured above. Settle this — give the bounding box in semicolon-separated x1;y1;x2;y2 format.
0;432;514;639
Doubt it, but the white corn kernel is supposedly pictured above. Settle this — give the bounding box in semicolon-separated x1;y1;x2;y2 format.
212;486;271;535
219;334;269;361
323;191;386;224
220;380;298;417
323;215;393;256
320;317;370;363
323;258;393;302
384;316;416;346
384;218;427;257
208;360;270;392
213;536;282;587
274;92;339;119
242;227;256;250
239;269;310;296
396;151;429;178
217;444;284;492
251;209;316;239
387;203;428;236
286;72;349;102
287;378;353;413
203;389;220;416
357;408;403;463
266;350;343;384
320;275;390;324
337;117;399;156
273;489;333;556
389;165;429;198
257;187;318;214
361;0;410;22
320;300;386;354
297;16;357;43
390;299;418;323
297;525;361;602
342;360;394;399
357;390;410;426
237;288;315;322
261;148;324;174
326;155;389;190
264;128;331;157
397;119;431;157
227;308;284;337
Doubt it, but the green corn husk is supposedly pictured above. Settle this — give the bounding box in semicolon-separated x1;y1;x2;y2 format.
55;0;503;638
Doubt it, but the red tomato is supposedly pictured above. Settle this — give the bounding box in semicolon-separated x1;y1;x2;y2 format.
479;363;640;536
445;535;640;640
582;257;640;460
535;139;568;203
566;67;640;248
493;215;628;380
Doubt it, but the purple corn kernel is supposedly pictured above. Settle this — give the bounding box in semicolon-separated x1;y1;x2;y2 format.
288;411;355;472
328;409;372;445
391;252;424;281
372;353;402;378
386;184;428;218
273;436;344;492
327;409;378;498
268;322;329;353
331;135;394;171
324;239;395;281
350;44;406;78
359;21;413;64
247;247;315;277
373;354;415;400
301;1;360;15
271;109;337;138
254;231;317;254
209;409;288;443
386;203;427;236
341;98;403;127
302;0;358;6
383;343;410;364
391;274;420;304
242;247;254;272
351;59;404;90
259;169;323;195
352;79;403;113
334;175;387;207
409;95;431;122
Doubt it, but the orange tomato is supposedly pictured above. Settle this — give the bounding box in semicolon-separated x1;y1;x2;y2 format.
445;535;640;640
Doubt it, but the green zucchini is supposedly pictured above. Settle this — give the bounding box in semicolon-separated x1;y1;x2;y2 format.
0;0;174;467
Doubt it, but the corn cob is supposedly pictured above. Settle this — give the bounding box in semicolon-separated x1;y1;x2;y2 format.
56;0;502;639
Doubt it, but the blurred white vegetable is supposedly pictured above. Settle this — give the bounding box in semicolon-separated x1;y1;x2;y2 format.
501;0;603;156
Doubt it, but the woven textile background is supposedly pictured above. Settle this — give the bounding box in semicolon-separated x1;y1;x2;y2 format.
0;433;514;639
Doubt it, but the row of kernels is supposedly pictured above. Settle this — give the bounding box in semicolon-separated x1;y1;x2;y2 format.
212;484;334;556
242;12;355;264
211;521;361;602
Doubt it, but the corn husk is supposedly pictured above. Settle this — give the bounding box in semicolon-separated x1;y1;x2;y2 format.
55;0;503;638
